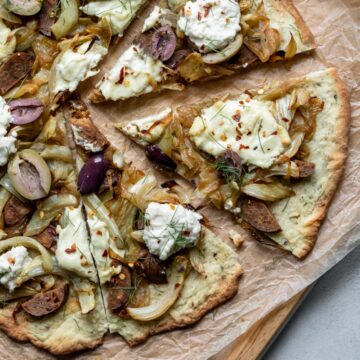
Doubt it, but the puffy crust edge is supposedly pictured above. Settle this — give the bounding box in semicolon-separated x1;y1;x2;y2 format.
279;0;317;51
293;68;350;258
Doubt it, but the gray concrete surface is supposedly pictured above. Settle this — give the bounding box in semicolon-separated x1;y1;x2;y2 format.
263;245;360;360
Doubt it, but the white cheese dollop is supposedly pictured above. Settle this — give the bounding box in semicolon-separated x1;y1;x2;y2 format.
0;21;16;64
121;107;172;145
56;206;97;282
143;202;202;260
189;96;291;169
54;41;108;94
86;210;121;285
0;246;31;292
178;0;241;53
81;0;146;36
0;96;16;167
98;45;163;101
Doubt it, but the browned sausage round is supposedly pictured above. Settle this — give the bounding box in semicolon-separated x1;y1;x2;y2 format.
241;197;281;233
35;225;57;249
108;266;131;311
138;253;167;284
295;160;315;178
4;196;33;227
0;53;34;95
21;283;68;317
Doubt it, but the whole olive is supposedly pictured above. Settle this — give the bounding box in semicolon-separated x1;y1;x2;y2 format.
78;153;109;195
145;144;176;172
7;149;51;200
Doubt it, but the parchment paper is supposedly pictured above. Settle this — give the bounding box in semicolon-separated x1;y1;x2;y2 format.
1;0;359;358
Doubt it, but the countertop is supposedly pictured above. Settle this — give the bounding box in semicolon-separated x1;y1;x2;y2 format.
263;245;360;360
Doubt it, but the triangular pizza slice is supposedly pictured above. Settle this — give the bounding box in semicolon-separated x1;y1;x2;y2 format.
117;68;349;258
66;99;243;346
88;0;316;103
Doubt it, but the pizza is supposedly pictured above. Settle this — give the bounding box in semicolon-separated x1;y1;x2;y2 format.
0;105;107;354
66;99;243;346
0;0;350;356
88;0;316;102
117;68;349;258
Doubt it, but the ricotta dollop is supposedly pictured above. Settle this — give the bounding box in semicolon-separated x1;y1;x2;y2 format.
178;0;241;53
56;206;97;282
0;246;31;292
189;96;291;169
0;96;17;167
143;202;202;260
81;0;146;36
98;45;163;101
54;41;108;94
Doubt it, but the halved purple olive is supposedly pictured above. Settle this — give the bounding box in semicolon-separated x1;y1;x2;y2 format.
7;149;51;200
152;25;177;62
145;144;176;171
78;153;109;195
9;97;44;125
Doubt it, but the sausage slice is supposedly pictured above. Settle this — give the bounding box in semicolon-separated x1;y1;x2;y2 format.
108;266;131;312
4;196;33;227
138;252;167;284
21;283;68;317
35;225;57;249
295;160;316;178
241;197;281;233
0;53;34;95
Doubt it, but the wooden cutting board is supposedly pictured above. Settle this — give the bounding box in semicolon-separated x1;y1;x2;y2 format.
211;287;310;360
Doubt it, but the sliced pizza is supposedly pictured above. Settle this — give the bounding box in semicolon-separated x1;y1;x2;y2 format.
0;0;149;111
0;99;108;354
88;0;315;102
117;68;349;258
66;99;243;346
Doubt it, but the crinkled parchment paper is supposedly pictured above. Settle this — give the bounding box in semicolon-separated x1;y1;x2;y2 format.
1;0;359;359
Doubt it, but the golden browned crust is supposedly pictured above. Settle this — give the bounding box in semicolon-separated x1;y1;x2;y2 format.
280;0;317;51
293;68;350;258
125;262;243;346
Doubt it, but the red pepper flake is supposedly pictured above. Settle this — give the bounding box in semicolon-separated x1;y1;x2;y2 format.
282;117;289;123
236;134;242;141
182;230;190;236
271;130;278;135
175;283;180;289
197;11;202;20
239;144;250;150
232;114;241;122
253;146;258;150
247;130;252;135
102;249;108;257
65;243;76;254
116;66;126;85
96;230;103;236
239;100;244;105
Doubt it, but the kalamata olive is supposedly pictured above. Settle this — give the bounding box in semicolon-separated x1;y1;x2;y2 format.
164;49;191;69
77;153;109;195
145;144;177;171
5;0;43;16
9;97;44;125
216;150;242;183
151;25;177;62
7;149;51;200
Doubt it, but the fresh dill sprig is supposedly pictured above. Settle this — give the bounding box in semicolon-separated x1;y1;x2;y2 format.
257;119;265;153
215;161;243;184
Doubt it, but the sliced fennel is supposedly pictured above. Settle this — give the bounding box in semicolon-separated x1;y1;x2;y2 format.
127;256;189;321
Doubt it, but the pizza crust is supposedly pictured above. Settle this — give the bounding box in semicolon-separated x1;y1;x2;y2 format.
0;280;108;354
105;229;243;346
268;68;349;258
